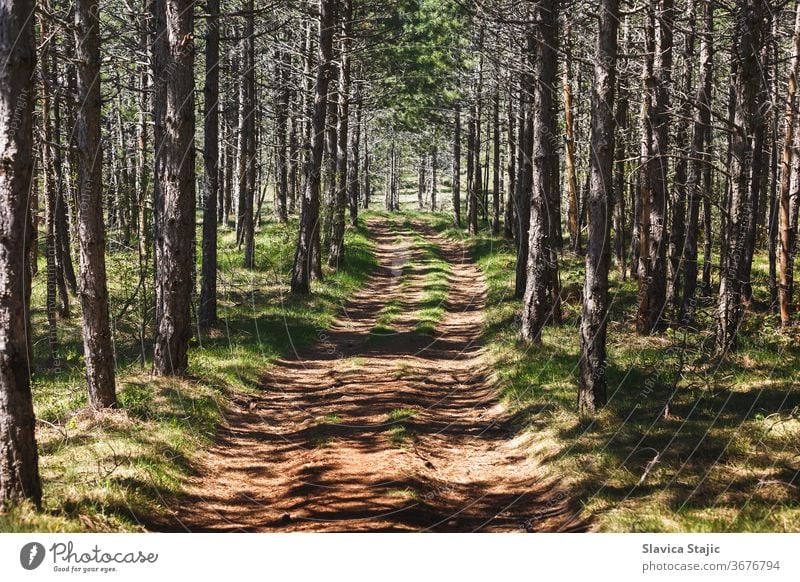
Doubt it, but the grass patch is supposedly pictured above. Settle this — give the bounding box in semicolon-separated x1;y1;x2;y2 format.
448;218;800;532
386;407;418;447
3;214;377;532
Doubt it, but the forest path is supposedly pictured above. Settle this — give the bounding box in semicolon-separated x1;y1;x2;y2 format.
168;216;585;532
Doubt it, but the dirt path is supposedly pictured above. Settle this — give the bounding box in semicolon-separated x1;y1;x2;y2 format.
167;217;586;532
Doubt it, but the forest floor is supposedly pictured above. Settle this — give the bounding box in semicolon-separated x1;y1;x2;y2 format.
164;216;586;532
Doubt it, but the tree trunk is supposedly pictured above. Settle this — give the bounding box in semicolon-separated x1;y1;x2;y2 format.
75;0;117;407
200;0;220;328
329;0;351;269
613;17;629;280
276;38;291;223
40;16;59;367
492;90;501;234
504;84;516;239
579;0;618;415
521;0;561;341
514;66;533;298
715;0;767;355
152;0;196;375
431;146;438;211
292;0;336;294
418;153;427;210
637;0;673;334
681;0;713;320
667;0;696;312
348;82;361;226
241;0;256;269
564;24;580;253
468;103;479;234
778;1;800;327
51;50;71;318
453;103;462;227
0;0;42;508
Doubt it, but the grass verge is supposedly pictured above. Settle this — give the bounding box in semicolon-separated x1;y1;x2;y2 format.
1;216;376;532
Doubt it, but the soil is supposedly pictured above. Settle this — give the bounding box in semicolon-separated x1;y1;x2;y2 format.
165;217;587;532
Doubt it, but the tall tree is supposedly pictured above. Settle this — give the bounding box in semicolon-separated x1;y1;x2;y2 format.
292;0;336;294
778;1;800;327
200;0;220;328
0;0;42;508
452;102;462;227
579;0;618;414
715;0;768;355
681;0;713;320
520;0;560;341
329;0;352;268
75;0;117;408
152;0;196;375
240;0;256;269
636;0;673;334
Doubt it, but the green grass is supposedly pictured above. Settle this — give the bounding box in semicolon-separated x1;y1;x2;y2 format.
431;215;800;532
1;213;377;532
386;407;418;446
405;226;451;336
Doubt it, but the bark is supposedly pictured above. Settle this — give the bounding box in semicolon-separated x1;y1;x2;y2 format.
637;0;673;334
418;153;427;209
613;18;629;280
431;146;438;211
667;0;696;311
0;0;42;507
778;1;800;326
51;49;70;318
292;0;336;294
681;0;713;320
579;0;618;415
276;40;290;223
715;0;767;355
75;0;117;407
514;67;533;298
329;0;352;269
564;25;580;253
492;90;501;234
468;103;479;234
348;82;361;226
504;84;516;239
40;18;59;367
241;0;256;269
200;0;220;328
453;102;462;227
152;0;196;375
521;0;561;341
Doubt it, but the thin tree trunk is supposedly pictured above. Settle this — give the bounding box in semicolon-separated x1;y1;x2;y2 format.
681;0;713;320
613;17;629;280
778;1;800;327
637;0;673;334
292;0;336;294
492;90;501;234
579;0;618;415
667;0;696;311
715;0;767;356
453;103;462;227
40;17;59;367
242;0;256;269
564;24;580;252
504;84;516;239
200;0;220;328
75;0;117;407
